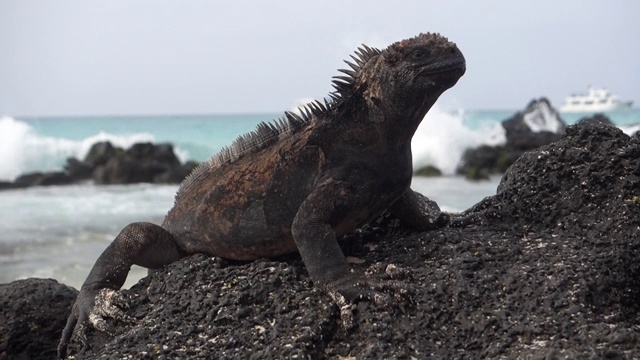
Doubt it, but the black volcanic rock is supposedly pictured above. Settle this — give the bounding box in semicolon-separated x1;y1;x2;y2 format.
577;112;615;126
495;120;639;237
0;279;77;360
3;121;638;359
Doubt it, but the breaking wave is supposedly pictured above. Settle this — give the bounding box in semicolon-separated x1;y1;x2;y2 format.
412;105;506;175
0;116;157;181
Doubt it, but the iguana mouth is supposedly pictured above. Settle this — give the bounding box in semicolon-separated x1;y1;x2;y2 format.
419;57;466;76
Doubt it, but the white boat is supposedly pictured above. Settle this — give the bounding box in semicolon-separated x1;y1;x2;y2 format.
560;86;633;113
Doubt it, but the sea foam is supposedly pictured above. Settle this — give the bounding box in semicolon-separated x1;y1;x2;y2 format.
621;123;640;136
0;116;156;181
522;100;564;133
412;105;505;175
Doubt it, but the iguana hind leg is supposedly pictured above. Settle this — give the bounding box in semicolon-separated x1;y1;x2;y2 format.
388;189;448;230
390;189;497;229
58;222;183;359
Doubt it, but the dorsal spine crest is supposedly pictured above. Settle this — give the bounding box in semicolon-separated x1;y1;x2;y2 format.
176;45;383;199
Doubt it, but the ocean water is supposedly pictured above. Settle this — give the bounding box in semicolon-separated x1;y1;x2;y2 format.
1;106;638;289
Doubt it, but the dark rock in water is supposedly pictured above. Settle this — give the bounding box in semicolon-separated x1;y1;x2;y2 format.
13;171;75;187
128;142;181;168
0;279;78;360
0;141;198;190
153;160;200;184
459;102;624;182
92;142;188;185
64;157;94;180
458;98;570;179
461;166;490;180
458;144;521;179
84;141;118;167
0;181;16;190
414;164;442;177
502;98;565;150
93;155;143;184
5;121;640;358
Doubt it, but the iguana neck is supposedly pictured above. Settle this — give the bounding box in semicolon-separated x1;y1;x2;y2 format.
317;94;437;161
394;95;440;142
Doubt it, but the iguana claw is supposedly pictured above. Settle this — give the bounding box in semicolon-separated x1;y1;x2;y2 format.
89;288;133;333
57;287;132;359
326;264;412;329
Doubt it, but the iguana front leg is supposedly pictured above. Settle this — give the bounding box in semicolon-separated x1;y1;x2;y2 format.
291;179;408;328
58;222;183;359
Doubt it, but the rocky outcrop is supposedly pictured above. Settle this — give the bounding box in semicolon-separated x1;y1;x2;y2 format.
0;142;198;189
414;164;443;177
502;97;565;150
494;121;638;236
577;112;615;127
1;121;639;358
90;142;196;185
0;279;77;360
457;98;567;179
12;171;75;188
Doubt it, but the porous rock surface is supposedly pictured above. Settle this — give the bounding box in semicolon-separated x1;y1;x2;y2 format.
1;121;639;359
0;279;78;360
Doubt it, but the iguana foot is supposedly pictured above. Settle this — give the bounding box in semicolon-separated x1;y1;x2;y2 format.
325;264;412;329
58;287;133;359
90;288;133;332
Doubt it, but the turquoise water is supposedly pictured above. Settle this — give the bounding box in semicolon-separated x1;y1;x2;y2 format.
20;113;277;163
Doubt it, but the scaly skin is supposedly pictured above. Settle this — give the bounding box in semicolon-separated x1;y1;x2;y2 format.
58;32;466;358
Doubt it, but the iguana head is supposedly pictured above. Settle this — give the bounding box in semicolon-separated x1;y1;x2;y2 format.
332;32;465;126
384;32;465;92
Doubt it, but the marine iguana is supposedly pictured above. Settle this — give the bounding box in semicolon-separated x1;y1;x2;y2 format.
58;32;466;358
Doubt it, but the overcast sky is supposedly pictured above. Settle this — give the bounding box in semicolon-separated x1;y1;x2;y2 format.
1;0;638;116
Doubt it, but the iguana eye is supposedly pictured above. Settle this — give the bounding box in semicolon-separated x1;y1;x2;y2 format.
410;50;428;60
